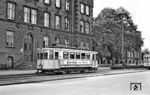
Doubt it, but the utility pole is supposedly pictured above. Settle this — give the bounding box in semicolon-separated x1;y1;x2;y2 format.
121;21;124;65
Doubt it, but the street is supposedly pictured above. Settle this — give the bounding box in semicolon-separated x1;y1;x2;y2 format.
0;71;150;95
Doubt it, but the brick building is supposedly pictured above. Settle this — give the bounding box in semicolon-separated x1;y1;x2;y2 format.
0;0;94;69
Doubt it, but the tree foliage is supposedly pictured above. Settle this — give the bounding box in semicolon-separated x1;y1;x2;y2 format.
93;7;143;58
142;48;150;54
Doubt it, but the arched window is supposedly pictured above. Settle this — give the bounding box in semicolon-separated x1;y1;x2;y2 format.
85;22;90;34
80;41;84;48
80;20;84;33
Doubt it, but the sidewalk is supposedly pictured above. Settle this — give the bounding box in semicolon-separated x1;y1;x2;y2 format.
0;67;146;76
0;70;36;76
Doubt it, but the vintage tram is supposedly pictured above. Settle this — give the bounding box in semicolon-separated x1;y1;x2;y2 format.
36;47;98;74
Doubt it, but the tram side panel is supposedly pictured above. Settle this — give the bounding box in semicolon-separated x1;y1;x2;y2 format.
59;60;98;69
37;60;60;70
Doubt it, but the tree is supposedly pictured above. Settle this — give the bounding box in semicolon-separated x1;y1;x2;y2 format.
93;7;144;63
142;48;150;54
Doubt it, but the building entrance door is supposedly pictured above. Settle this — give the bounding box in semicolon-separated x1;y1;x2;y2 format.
24;33;34;62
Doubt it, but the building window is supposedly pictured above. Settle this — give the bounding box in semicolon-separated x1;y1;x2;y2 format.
65;0;70;11
55;0;61;8
43;36;49;48
44;12;50;27
80;20;84;33
24;7;30;23
127;51;130;58
55;15;61;29
6;31;14;47
7;2;15;20
85;42;90;49
65;18;69;31
55;37;60;45
31;9;37;24
65;39;69;46
80;41;84;48
85;22;90;34
24;7;37;24
80;3;84;14
85;5;90;16
44;0;50;4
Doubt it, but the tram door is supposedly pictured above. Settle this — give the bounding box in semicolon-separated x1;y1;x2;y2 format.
54;51;59;68
24;33;34;62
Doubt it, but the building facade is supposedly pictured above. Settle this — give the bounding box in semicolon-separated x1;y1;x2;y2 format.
0;0;94;69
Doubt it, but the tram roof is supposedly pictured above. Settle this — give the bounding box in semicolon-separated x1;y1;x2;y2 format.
37;47;98;53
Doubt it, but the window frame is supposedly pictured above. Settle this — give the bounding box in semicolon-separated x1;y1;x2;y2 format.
43;52;48;59
43;36;49;48
80;20;85;33
85;5;90;16
31;9;37;25
7;2;16;20
65;0;70;11
86;53;90;60
85;22;90;34
63;52;69;59
80;41;84;48
65;39;69;46
70;52;75;59
44;12;50;27
23;7;30;23
85;42;90;49
55;0;61;8
49;50;54;59
80;3;85;14
76;52;80;59
55;37;60;45
54;52;59;59
23;6;38;25
6;30;15;47
44;0;51;5
55;15;61;29
81;53;85;59
65;17;70;31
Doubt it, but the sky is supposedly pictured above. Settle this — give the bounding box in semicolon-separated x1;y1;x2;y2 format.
93;0;150;50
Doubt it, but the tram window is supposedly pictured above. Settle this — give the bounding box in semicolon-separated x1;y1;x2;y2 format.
76;53;80;59
92;54;95;60
81;53;85;59
96;54;98;60
86;54;90;59
43;52;48;59
55;52;59;59
70;52;75;59
37;53;40;59
49;50;53;59
40;53;43;59
63;52;69;59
